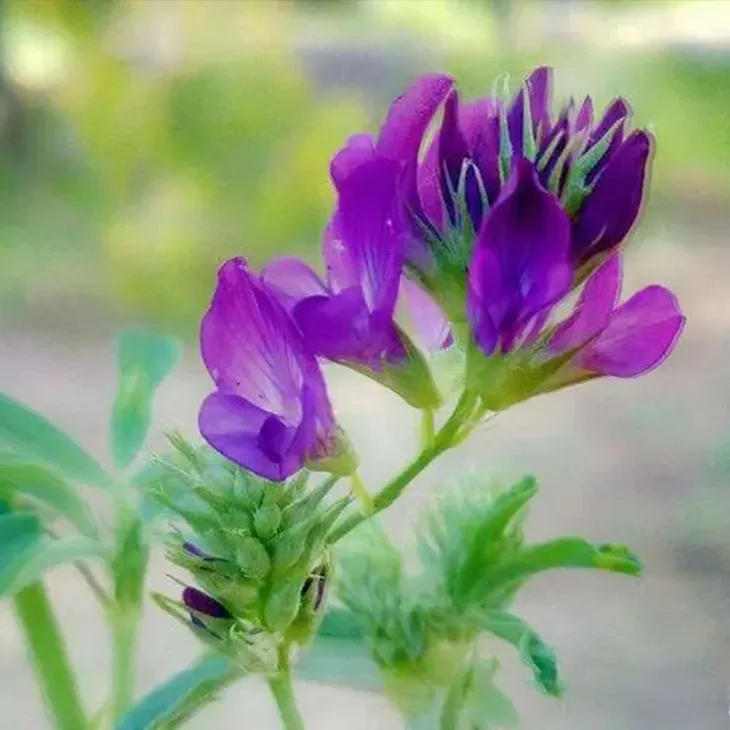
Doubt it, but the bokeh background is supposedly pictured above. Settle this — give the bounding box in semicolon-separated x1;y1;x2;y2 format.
1;0;729;728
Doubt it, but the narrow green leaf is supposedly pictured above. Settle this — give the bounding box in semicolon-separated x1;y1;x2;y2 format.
468;663;519;728
115;655;238;730
0;511;43;567
0;535;104;599
111;329;181;470
458;477;537;599
0;457;98;538
0;393;109;487
478;610;564;698
475;537;642;598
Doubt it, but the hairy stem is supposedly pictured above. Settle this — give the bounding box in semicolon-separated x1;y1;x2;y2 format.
329;391;478;543
14;582;88;730
110;609;139;720
268;651;306;730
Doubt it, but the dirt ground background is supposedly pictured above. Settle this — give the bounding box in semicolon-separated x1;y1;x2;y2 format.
1;206;729;729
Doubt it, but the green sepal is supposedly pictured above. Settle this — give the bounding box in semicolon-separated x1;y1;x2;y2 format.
366;326;443;411
477;611;564;698
521;81;538;162
561;119;624;216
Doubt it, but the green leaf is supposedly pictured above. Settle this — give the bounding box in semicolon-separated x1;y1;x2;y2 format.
111;329;181;470
0;511;43;568
0;393;109;487
456;477;537;600
0;535;105;599
0;457;98;538
474;537;642;599
297;633;381;691
478;611;564;698
467;662;519;728
112;511;149;608
115;654;238;730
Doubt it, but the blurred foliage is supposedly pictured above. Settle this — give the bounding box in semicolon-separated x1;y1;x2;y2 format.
0;0;728;333
0;0;368;331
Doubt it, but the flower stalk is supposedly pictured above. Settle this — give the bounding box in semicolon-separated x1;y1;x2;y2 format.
329;390;478;543
268;649;306;730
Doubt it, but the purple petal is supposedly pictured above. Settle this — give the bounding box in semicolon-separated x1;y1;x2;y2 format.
508;67;552;152
376;74;455;163
585;97;630;184
182;586;232;619
538;107;570;188
417;136;445;228
468;157;572;353
199;392;307;481
330;134;376;189
294;290;405;369
549;255;622;352
332;157;404;316
575;96;593;133
572;130;654;264
262;257;328;314
437;90;471;225
579;285;685;377
200;258;305;423
399;278;452;351
589;97;630;148
459;98;501;208
401;160;437;273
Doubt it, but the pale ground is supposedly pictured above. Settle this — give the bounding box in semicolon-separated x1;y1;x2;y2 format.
1;214;729;729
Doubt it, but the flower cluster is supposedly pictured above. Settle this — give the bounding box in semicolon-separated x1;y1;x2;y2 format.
198;66;685;480
150;437;344;671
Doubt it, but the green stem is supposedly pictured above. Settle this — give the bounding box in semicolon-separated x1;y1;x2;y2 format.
329;391;477;543
420;408;436;449
110;609;139;720
268;651;306;730
13;582;88;730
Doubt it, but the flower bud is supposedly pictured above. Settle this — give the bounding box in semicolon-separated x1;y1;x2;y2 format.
235;535;271;580
254;503;282;540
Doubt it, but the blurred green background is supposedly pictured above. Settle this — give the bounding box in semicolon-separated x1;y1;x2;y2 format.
2;2;730;729
1;0;729;331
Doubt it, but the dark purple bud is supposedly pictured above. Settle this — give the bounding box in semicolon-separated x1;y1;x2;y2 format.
183;542;209;558
303;565;328;611
182;586;232;619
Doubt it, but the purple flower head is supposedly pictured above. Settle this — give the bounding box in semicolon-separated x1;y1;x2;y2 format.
467;156;573;356
544;254;685;386
468;250;685;410
345;67;652;282
263;158;440;409
198;258;355;482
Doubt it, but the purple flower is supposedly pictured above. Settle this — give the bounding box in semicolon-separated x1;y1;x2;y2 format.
544;254;685;385
467;157;573;356
468;245;684;408
358;67;653;278
182;586;232;619
198;258;352;482
263;158;440;409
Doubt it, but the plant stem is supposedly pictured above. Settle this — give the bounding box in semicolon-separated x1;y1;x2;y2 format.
13;582;88;730
110;609;139;720
268;651;306;730
329;391;477;543
420;408;435;449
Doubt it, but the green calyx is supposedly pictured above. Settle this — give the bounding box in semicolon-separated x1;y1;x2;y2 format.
148;436;348;666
